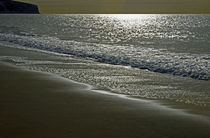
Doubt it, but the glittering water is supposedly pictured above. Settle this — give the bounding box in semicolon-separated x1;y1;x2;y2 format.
0;14;210;108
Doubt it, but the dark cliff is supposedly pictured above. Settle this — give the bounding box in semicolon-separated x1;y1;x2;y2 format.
0;0;39;14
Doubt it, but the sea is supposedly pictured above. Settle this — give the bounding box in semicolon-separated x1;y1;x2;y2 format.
0;14;210;113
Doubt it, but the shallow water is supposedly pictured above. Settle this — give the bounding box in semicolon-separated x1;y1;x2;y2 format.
0;14;210;80
0;14;210;110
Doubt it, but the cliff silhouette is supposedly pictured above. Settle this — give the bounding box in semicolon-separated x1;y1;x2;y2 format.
0;0;39;13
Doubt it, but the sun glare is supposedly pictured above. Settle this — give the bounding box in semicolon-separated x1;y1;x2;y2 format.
98;14;157;26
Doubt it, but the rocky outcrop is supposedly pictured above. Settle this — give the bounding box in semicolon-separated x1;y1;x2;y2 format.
0;0;39;13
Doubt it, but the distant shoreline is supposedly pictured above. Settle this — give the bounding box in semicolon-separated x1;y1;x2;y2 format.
0;0;39;14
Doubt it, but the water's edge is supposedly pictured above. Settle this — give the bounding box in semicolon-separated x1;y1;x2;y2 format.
0;44;210;117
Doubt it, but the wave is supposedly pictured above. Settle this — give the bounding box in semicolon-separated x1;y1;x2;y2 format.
0;32;210;81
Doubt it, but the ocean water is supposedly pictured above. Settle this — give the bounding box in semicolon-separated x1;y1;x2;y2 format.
0;14;210;109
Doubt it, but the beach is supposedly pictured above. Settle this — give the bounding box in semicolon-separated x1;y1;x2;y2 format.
1;62;210;138
1;14;210;138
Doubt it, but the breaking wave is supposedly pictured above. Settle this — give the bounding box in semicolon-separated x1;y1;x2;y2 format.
1;32;210;81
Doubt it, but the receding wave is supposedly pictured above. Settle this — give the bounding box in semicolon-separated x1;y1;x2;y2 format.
1;32;210;81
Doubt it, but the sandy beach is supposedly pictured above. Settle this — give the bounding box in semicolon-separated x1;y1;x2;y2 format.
1;14;210;138
0;62;210;138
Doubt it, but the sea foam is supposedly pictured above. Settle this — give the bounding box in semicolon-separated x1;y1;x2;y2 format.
0;32;210;81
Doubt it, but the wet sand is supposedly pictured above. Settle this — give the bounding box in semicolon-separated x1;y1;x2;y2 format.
1;63;210;138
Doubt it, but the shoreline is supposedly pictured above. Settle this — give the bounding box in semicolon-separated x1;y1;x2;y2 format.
0;44;210;115
1;62;210;137
2;60;209;118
